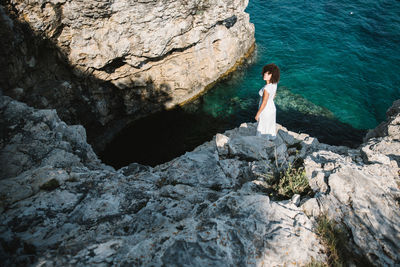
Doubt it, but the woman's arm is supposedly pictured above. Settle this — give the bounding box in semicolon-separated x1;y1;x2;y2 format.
255;90;269;121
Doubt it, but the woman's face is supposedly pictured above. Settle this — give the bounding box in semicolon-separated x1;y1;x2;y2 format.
263;71;272;82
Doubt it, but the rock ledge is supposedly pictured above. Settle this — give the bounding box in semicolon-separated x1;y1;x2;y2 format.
1;96;399;266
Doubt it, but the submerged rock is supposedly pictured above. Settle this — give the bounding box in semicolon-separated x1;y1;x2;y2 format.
275;86;335;119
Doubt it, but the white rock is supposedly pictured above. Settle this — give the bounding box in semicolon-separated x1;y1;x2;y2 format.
215;133;229;156
291;194;301;206
301;198;321;217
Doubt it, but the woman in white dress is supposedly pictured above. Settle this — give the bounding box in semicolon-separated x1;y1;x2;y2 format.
255;63;280;139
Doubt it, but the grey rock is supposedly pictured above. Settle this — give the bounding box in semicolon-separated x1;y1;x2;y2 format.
305;147;400;265
118;162;151;176
215;133;230;156
2;96;400;266
249;160;274;182
227;135;276;161
301;198;321;217
237;122;258;136
277;127;297;146
40;149;82;168
291;194;301;206
364;99;400;141
361;138;400;167
218;158;243;180
0;97;326;266
2;0;255;130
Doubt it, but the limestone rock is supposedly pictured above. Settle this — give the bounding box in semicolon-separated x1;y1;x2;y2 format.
2;0;255;129
361;137;400;167
304;142;400;265
291;194;301;206
364;99;400;141
227;135;276;161
2;96;400;266
0;96;326;266
0;96;100;180
215;133;230;156
301;198;321;217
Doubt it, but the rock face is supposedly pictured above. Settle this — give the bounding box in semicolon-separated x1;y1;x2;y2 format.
1;0;254;127
1;95;399;266
363;99;400;141
303;100;400;266
0;95;326;266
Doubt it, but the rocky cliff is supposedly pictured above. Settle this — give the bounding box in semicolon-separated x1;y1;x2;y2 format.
0;0;254;130
1;95;399;266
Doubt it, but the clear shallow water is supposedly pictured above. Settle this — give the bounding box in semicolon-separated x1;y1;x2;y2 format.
208;0;400;129
100;0;400;168
242;0;400;129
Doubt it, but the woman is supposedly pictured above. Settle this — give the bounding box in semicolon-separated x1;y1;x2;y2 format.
255;63;280;139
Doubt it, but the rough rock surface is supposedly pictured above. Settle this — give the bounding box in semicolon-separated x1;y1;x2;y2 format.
1;95;400;266
364;99;400;141
1;0;254;127
303;100;400;266
0;96;325;266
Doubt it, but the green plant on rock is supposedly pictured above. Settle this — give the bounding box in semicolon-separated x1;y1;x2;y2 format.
316;215;346;267
315;215;373;267
275;162;311;199
304;258;328;267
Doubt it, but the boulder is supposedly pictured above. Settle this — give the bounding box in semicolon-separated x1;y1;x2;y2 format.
1;0;255;128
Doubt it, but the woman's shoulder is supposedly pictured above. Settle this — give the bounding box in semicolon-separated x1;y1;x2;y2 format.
261;83;277;92
264;83;277;89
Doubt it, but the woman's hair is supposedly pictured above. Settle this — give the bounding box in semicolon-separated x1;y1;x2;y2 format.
262;63;280;84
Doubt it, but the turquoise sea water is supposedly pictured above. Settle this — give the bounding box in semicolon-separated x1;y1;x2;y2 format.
100;0;400;168
203;0;400;129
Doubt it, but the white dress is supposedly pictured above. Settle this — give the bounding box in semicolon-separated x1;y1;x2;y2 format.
256;83;277;138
